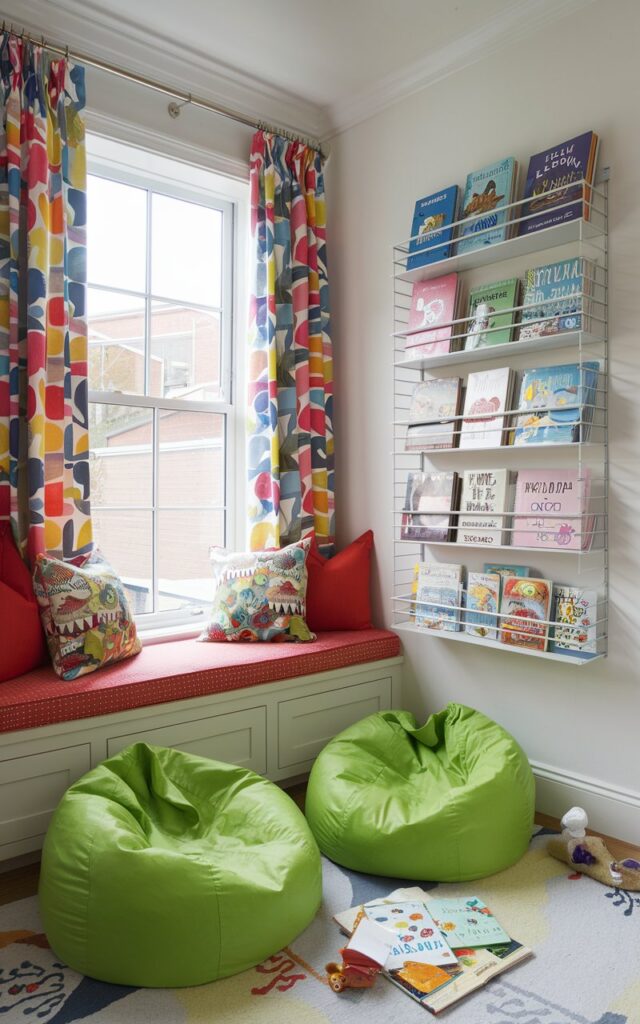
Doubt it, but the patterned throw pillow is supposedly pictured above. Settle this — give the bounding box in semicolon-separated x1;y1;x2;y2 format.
199;538;316;643
33;550;141;680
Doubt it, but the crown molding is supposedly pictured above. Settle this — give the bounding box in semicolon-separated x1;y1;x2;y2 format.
322;0;598;138
5;0;331;140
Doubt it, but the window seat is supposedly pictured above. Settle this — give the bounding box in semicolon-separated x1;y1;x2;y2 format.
0;629;401;734
0;629;402;862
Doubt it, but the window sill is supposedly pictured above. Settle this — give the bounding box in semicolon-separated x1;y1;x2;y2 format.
139;622;203;646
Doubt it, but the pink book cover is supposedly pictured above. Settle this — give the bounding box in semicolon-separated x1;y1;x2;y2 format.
406;273;459;355
512;469;593;550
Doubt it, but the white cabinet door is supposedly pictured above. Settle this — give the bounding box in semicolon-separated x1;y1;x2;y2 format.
0;744;91;860
278;676;392;773
107;706;267;775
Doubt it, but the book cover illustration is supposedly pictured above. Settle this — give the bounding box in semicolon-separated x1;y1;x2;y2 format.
550;585;598;658
407;186;459;270
458;468;511;546
415;563;463;632
364;901;458;971
405;377;462;450
499;576;552;651
465;277;519;349
334;887;533;1016
464;572;500;640
401;471;458;542
427;897;511;948
513;361;599;446
519;131;599;235
406;273;459;356
512;469;593;550
457;157;517;255
520;258;595;340
459;367;513;449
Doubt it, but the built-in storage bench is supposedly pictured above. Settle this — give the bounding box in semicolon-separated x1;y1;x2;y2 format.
0;629;402;862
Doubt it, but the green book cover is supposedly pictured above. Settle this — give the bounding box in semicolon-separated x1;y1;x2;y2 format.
465;277;519;349
427;897;511;948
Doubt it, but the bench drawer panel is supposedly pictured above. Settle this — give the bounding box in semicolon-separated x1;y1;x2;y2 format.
0;744;91;858
107;706;267;775
278;676;392;771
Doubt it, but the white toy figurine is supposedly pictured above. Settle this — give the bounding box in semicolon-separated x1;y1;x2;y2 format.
547;806;640;890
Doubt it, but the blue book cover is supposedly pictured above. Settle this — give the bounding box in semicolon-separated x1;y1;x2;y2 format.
416;583;461;632
457;157;516;255
520;258;594;340
407;186;459;270
519;131;599;235
549;585;598;659
513;361;599;446
464;572;500;640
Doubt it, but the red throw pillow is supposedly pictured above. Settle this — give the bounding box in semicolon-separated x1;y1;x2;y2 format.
0;523;48;682
306;531;373;631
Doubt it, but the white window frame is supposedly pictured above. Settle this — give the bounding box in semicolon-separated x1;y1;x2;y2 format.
86;134;247;635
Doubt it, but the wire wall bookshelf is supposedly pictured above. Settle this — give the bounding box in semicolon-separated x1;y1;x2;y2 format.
392;178;609;664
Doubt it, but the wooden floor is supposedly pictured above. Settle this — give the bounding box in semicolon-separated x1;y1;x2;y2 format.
2;791;638;909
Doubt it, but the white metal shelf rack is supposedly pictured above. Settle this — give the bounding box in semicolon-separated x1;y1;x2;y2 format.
392;178;609;664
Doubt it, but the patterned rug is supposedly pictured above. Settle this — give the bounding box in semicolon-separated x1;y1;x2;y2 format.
1;829;639;1023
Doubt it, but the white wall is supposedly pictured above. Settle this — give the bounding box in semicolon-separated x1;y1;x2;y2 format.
327;0;640;840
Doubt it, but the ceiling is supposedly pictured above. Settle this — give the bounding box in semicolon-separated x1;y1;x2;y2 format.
8;0;595;137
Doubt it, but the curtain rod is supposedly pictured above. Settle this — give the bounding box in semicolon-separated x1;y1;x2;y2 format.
1;22;324;156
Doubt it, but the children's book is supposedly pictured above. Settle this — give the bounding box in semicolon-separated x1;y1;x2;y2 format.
519;257;595;340
363;901;458;971
457;157;517;255
406;378;462;450
401;471;459;542
519;131;599;235
465;278;519;349
512;468;594;550
334;887;533;1016
512;361;600;446
415;563;463;632
550;585;599;659
464;572;500;640
457;468;513;546
427;897;511;948
499;576;552;651
407;186;459;270
459;367;514;449
406;274;460;356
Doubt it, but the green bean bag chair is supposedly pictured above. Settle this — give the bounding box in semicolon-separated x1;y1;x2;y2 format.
305;703;534;882
39;743;322;987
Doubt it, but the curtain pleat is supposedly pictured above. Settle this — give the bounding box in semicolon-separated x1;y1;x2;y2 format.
0;33;91;563
248;130;334;553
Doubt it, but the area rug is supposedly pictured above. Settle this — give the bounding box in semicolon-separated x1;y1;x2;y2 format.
1;829;639;1023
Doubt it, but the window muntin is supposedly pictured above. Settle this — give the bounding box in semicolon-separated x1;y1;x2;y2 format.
87;154;234;629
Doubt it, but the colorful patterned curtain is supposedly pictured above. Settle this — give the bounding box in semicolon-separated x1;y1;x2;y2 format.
0;34;91;565
247;130;334;553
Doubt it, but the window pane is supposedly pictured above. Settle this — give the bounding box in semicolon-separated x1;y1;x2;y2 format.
88;177;147;292
158;410;225;508
89;404;152;508
157;510;223;615
92;509;153;615
151;194;222;307
150;302;222;400
88;289;146;394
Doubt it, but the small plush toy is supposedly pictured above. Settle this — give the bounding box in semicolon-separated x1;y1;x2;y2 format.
325;948;382;992
547;806;640;890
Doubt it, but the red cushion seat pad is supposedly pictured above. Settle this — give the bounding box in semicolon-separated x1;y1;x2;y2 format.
0;630;401;733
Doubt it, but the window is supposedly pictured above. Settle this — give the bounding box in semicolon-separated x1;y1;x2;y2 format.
87;138;240;630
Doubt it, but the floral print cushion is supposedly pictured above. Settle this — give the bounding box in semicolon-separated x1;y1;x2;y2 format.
200;539;316;643
33;550;141;680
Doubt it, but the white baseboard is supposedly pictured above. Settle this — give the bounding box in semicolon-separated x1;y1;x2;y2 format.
531;759;640;846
